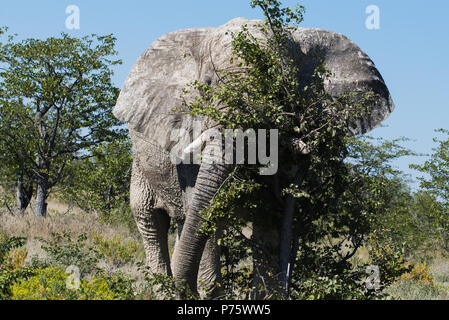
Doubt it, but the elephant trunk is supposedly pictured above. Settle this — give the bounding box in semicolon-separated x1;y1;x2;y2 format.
172;156;231;294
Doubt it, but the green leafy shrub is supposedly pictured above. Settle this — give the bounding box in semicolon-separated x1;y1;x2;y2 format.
0;231;137;300
0;233;35;300
138;263;195;300
400;262;434;284
39;232;101;276
221;264;254;300
0;267;37;300
367;234;411;290
98;271;136;300
410;129;449;253
93;234;142;267
290;248;371;300
1;247;27;271
10;267;117;300
0;233;26;268
292;272;364;300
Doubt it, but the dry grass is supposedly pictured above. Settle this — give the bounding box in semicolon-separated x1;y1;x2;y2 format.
0;197;145;284
386;280;449;300
2;211;136;240
384;256;449;300
428;257;449;286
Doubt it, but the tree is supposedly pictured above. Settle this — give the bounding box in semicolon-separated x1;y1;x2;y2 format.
199;133;414;299
411;129;449;251
184;0;384;297
59;138;132;216
0;124;34;216
0;27;35;215
0;148;34;216
0;29;124;217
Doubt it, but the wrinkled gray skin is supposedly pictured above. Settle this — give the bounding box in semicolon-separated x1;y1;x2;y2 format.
113;18;394;297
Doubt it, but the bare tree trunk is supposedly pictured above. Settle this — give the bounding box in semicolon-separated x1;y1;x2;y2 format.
16;175;33;216
106;184;113;214
286;226;301;297
34;111;49;218
278;162;308;297
34;175;48;217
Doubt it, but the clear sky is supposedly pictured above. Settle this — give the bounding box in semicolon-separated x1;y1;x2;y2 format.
1;0;448;185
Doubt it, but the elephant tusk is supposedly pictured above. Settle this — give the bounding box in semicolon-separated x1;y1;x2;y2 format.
183;129;217;155
183;138;202;156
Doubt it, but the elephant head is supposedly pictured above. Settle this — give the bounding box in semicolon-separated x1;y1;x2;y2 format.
113;18;394;294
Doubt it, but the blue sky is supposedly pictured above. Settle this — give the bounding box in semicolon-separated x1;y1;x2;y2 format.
1;0;448;185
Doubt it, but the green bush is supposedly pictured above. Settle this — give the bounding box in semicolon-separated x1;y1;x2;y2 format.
0;233;35;300
0;267;37;300
400;262;434;284
367;234;411;291
10;267;135;300
93;234;142;267
138;263;195;300
39;232;101;276
292;273;364;300
10;267;113;300
0;233;26;268
98;271;136;300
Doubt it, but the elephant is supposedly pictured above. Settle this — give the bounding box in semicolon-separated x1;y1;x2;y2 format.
113;17;394;297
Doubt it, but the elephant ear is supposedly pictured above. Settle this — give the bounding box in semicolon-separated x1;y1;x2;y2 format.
114;18;394;147
112;18;262;152
291;28;394;135
113;27;213;152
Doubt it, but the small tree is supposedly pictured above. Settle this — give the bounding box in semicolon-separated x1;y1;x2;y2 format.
59;138;133;216
0;27;35;215
411;129;449;251
0;132;34;215
0;29;124;217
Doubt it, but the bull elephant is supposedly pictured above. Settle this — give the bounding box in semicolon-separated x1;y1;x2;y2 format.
113;18;394;297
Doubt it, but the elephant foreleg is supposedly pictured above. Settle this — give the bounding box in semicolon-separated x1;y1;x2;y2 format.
131;161;172;276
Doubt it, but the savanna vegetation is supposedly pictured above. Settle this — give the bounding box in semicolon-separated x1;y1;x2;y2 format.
1;1;449;300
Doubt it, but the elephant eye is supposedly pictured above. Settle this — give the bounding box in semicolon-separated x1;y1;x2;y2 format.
204;76;212;86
